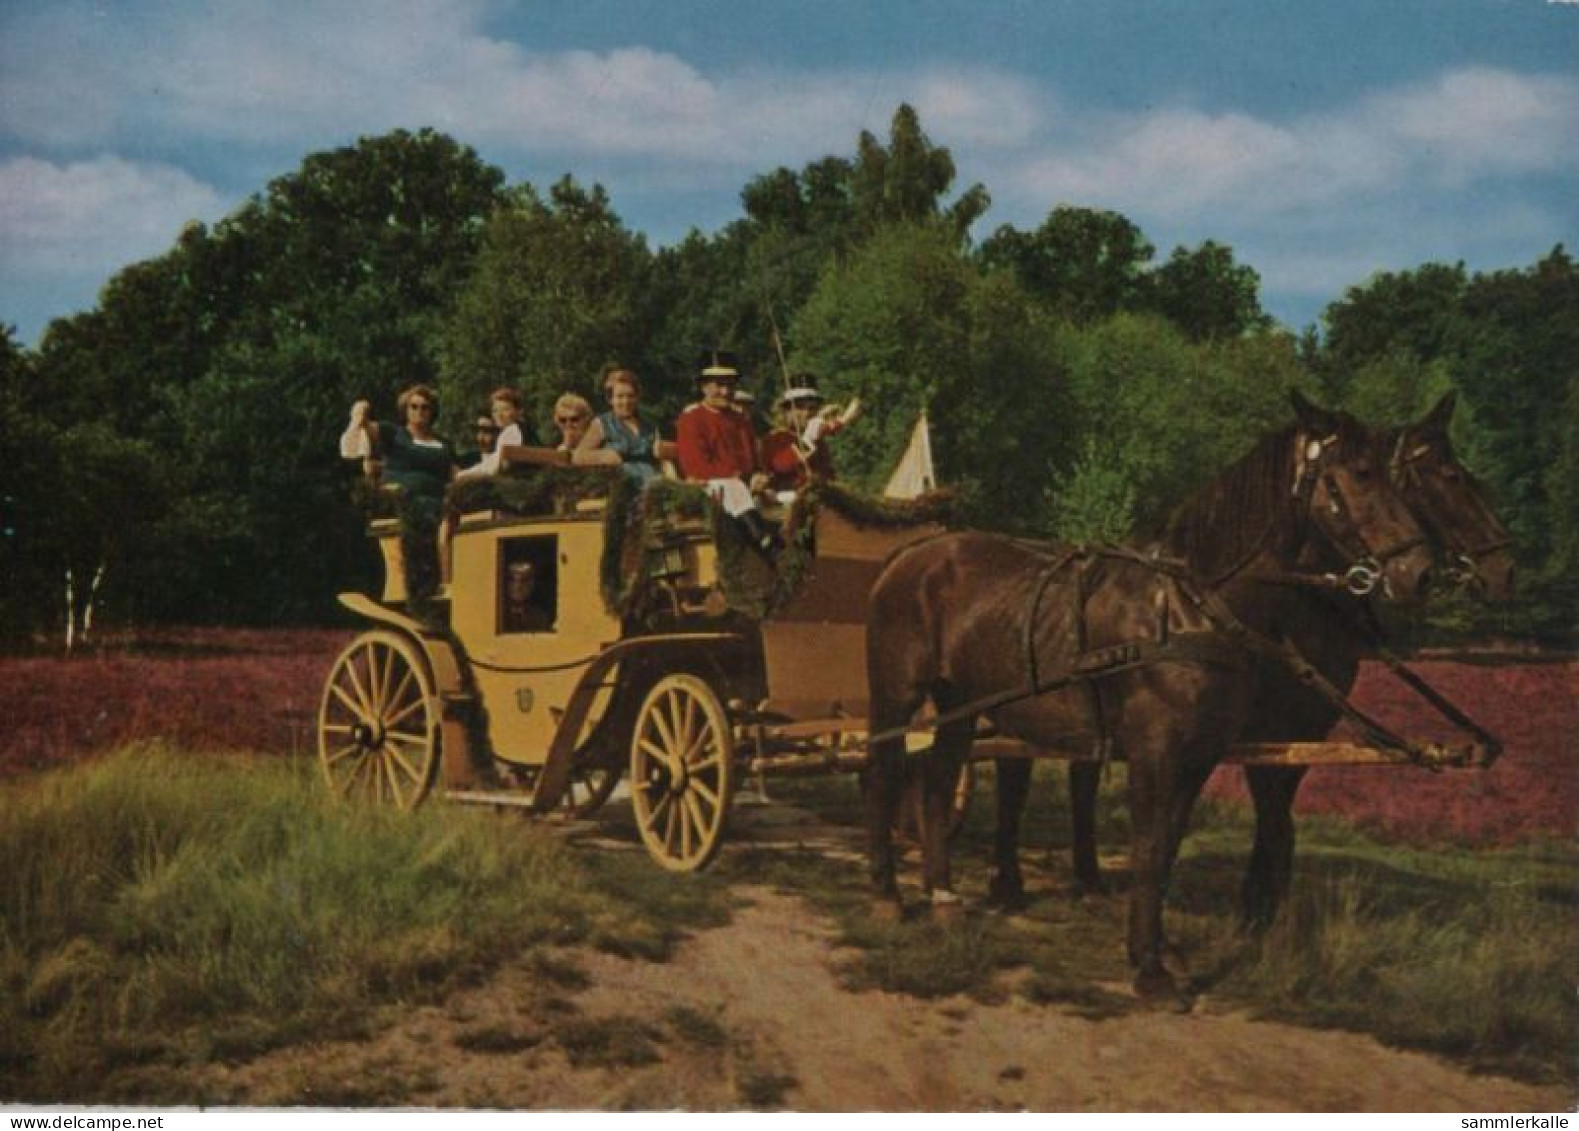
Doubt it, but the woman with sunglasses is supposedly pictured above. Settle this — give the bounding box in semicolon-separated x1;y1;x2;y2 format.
340;385;458;596
576;366;670;484
551;394;594;453
340;384;457;524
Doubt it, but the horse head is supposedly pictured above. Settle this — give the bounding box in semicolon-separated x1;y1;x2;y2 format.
1388;392;1516;601
1290;390;1435;602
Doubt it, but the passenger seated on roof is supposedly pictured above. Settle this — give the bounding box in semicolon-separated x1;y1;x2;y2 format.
459;410;500;471
338;385;457;597
338;385;456;527
576;365;676;485
551;394;594;454
762;374;861;504
456;387;531;481
675;349;781;555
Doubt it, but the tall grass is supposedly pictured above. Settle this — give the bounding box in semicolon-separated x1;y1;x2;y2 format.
0;744;727;1101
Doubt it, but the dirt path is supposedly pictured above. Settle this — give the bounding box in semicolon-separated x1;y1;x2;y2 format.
211;797;1572;1112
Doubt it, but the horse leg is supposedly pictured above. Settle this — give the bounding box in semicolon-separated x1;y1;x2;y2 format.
921;715;975;918
1125;746;1217;1001
1241;765;1307;931
1069;760;1108;896
988;755;1032;909
861;734;910;916
1124;751;1176;997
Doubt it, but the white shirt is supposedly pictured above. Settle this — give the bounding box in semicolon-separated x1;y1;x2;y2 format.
455;422;523;481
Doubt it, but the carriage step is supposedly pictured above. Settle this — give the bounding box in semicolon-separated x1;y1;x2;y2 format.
745;749;867;776
445;789;538;809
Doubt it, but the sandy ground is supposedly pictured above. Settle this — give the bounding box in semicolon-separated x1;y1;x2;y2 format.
199;793;1573;1113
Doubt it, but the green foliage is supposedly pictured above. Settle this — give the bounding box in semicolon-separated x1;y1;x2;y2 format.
851;104;990;242
1;108;1564;641
1144;240;1272;341
21;129;506;625
1046;439;1137;544
980;205;1155;324
1046;313;1308;536
794;222;1070;531
1321;246;1579;629
440;177;654;433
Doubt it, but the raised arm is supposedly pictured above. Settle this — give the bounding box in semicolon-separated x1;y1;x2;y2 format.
338;399;380;458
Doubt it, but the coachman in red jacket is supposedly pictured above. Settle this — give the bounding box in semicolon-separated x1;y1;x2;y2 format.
675;349;780;554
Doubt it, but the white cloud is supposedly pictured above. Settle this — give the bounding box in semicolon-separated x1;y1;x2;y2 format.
0;3;1571;340
0;156;227;273
997;67;1579;224
0;3;1045;170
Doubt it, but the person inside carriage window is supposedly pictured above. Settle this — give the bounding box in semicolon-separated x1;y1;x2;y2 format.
576;365;676;485
675;348;781;554
761;374;860;501
457;387;531;482
502;560;554;633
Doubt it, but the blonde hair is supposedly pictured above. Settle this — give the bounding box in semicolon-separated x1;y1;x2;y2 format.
553;393;593;422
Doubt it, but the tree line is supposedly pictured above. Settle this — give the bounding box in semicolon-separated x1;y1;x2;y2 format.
1;106;1573;645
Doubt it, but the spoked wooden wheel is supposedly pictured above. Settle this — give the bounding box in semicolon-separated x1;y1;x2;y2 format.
629;673;735;872
318;630;440;810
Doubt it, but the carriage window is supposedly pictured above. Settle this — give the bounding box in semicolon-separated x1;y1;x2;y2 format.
498;536;559;634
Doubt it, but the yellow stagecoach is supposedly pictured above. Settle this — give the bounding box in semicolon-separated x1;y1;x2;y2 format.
318;466;966;871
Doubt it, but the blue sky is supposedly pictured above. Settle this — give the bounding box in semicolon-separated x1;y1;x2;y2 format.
2;0;1575;345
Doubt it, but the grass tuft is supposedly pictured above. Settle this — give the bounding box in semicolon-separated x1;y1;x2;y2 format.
0;744;729;1101
552;1015;662;1068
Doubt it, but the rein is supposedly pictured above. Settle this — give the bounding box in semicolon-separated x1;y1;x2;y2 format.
864;538;1502;772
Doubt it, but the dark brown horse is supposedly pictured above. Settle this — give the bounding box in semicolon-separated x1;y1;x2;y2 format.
863;393;1434;997
1012;391;1515;934
1233;390;1515;924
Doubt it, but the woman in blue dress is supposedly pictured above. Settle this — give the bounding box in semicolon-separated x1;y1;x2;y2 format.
576;366;673;484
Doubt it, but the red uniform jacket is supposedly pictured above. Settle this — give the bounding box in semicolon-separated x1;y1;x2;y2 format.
762;426;836;491
676;403;759;480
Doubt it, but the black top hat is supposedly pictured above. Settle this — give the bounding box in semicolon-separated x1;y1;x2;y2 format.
696;348;741;383
780;373;824;405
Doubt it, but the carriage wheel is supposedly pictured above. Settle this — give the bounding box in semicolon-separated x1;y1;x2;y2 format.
895;761;975;845
629;673;735;872
317;630;439;810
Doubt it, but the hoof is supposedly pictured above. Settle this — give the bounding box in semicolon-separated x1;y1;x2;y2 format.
1132;966;1179;1001
1132;968;1195;1011
986;875;1027;912
1071;872;1111;899
870;897;905;925
929;889;966;924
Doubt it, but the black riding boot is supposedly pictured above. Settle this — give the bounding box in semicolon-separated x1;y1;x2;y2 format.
740;509;783;557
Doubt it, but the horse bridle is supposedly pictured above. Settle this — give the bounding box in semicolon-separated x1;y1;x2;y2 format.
1389;433;1514;589
1286;432;1428;598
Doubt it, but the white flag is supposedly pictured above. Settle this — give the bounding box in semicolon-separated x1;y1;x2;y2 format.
883;411;936;499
